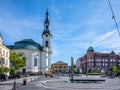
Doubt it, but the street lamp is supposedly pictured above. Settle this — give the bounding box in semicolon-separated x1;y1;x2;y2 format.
13;67;16;90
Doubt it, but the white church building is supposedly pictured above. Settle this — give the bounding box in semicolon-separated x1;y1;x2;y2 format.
8;10;52;73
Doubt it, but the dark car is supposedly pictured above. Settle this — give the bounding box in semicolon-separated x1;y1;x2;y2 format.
0;74;8;81
9;74;22;79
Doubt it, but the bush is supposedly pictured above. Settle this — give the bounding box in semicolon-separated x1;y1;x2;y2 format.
87;72;103;75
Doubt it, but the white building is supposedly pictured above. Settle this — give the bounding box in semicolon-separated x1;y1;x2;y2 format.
76;58;82;73
0;34;10;75
7;10;52;73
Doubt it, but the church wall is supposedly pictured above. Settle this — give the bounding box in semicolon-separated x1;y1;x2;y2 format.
16;49;41;73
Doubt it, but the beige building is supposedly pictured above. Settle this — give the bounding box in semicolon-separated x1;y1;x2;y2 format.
0;34;10;69
51;61;68;74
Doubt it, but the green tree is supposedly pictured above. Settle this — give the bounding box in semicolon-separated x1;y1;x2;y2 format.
10;50;26;71
110;66;118;73
73;68;77;73
10;68;15;74
4;67;9;74
0;67;4;74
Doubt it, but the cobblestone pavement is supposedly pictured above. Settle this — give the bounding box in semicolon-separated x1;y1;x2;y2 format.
11;76;120;90
16;77;58;90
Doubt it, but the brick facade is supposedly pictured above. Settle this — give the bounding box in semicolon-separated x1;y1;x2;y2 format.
76;47;120;74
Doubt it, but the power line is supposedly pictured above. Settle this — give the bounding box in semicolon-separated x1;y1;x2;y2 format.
107;0;120;37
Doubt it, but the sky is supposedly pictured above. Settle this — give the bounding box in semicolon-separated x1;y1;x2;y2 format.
0;0;120;65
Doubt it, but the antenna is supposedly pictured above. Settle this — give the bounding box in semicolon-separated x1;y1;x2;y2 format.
107;0;120;37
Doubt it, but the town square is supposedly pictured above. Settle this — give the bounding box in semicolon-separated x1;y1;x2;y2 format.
0;0;120;90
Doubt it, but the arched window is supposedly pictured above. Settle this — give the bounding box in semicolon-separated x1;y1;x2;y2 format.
34;58;37;66
45;41;48;47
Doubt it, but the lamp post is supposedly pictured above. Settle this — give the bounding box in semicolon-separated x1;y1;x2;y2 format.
13;67;16;90
71;57;74;80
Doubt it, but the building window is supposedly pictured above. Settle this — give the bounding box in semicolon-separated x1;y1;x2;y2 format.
110;59;112;62
113;59;115;62
55;66;57;68
105;63;107;66
96;59;98;62
92;59;94;62
59;66;62;68
3;50;5;56
6;52;8;57
99;59;101;62
34;58;37;66
89;59;91;62
45;41;48;47
102;59;104;62
96;63;98;66
6;59;8;65
106;59;108;62
59;70;61;72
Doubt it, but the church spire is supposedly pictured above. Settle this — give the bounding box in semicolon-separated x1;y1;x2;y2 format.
44;9;50;30
42;9;52;36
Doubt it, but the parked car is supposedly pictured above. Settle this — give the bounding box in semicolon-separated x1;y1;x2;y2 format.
0;74;8;81
9;74;22;79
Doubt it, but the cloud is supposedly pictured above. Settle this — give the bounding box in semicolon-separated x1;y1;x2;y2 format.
92;30;120;50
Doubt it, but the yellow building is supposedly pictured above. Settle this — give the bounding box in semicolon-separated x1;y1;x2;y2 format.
51;61;68;74
0;34;10;69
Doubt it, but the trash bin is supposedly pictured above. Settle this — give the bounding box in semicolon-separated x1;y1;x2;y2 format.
23;79;27;85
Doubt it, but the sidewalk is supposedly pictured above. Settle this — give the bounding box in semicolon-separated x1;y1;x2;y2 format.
0;76;38;90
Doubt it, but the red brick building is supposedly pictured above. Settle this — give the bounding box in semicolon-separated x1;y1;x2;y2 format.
76;47;120;73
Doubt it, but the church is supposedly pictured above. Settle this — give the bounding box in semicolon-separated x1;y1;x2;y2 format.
8;10;52;73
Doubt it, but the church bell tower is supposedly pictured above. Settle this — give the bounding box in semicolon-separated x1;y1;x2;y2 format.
42;9;52;72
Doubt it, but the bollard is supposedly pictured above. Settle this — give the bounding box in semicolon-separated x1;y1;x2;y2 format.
23;79;27;85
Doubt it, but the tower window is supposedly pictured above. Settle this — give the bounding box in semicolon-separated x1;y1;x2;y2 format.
34;58;37;66
45;41;48;47
46;25;48;29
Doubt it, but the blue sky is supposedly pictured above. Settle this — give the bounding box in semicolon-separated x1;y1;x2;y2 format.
0;0;120;65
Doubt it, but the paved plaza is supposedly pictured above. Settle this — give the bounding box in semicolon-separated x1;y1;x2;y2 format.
0;75;120;90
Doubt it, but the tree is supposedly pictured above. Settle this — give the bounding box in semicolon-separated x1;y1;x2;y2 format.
4;67;9;74
10;68;15;74
73;68;77;73
110;66;118;73
10;50;26;71
0;67;4;74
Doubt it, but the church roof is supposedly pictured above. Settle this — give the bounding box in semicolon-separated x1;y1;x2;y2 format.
8;39;43;51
